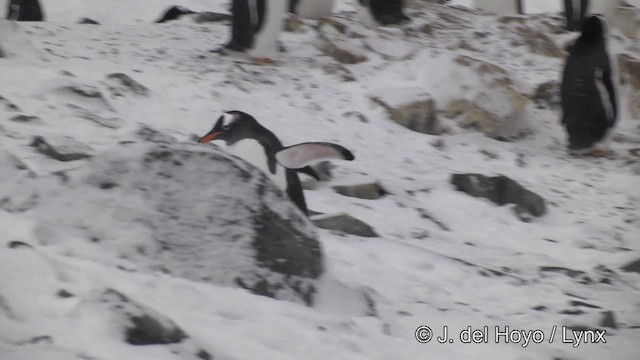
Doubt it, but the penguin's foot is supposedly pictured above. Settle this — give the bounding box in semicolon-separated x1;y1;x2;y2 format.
587;148;616;158
251;57;275;66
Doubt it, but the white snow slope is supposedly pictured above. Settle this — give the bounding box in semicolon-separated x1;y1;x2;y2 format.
1;1;640;360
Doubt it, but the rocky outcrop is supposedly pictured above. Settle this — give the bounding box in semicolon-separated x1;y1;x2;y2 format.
371;87;441;135
333;182;387;200
30;135;93;162
451;173;547;219
33;143;324;305
68;288;211;358
312;213;378;237
445;56;528;137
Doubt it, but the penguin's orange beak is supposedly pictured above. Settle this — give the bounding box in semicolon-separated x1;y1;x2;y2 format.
198;132;221;144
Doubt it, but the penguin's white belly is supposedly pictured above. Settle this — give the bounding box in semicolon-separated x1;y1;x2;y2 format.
297;0;335;19
250;0;287;58
227;139;288;192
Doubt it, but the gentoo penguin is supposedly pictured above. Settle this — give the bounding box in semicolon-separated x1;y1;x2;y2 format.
354;0;409;26
6;0;44;21
564;0;590;31
224;0;288;64
289;0;335;20
198;111;355;215
561;15;617;156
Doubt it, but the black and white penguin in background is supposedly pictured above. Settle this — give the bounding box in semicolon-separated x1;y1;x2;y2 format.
223;0;288;64
6;0;44;21
561;15;617;157
564;0;590;31
198;111;355;215
354;0;409;26
289;0;335;19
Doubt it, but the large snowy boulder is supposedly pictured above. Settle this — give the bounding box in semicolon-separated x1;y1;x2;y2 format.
32;143;324;305
370;87;441;135
437;55;528;137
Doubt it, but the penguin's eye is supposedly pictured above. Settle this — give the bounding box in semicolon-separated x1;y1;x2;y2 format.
222;124;231;131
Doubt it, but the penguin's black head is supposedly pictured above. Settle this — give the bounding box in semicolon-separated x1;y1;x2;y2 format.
198;110;259;146
580;15;605;44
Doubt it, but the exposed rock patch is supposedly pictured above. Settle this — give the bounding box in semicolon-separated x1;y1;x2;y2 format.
316;22;367;64
33;143;323;305
333;182;387;200
312;213;378;237
451;173;547;218
30;135;93;162
104;73;149;97
371;87;441;135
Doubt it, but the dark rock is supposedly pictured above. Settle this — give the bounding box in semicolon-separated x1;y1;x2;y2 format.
9;114;42;124
6;0;44;21
333;182;387;200
0;95;21;111
104;73;149;97
558;309;585;315
7;240;32;249
253;207;323;304
193;12;231;23
155;6;195;23
36;143;323;305
30;135;93;162
74;289;187;345
451;174;547;217
599;311;617;329
569;300;601;309
312;213;378;237
621;258;640;273
57;289;74;298
78;17;100;25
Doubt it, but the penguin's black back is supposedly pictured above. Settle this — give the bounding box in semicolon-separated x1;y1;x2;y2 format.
6;0;44;21
560;15;616;150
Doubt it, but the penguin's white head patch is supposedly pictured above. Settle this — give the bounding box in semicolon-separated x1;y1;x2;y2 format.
221;112;237;129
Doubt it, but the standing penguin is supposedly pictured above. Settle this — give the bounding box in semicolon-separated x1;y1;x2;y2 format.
6;0;44;21
564;0;590;31
224;0;288;64
198;111;355;215
354;0;409;26
561;15;617;156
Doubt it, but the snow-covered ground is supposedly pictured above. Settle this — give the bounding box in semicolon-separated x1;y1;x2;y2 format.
1;1;639;359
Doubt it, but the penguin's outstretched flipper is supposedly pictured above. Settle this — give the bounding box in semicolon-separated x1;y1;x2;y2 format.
276;142;354;169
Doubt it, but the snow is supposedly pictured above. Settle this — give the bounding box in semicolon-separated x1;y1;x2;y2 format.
1;0;640;360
